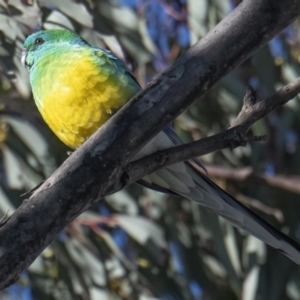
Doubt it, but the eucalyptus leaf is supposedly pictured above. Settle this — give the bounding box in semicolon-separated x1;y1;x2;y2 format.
241;266;260;300
115;215;167;249
39;0;93;27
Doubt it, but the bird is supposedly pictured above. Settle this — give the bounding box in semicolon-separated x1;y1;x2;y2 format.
22;29;300;264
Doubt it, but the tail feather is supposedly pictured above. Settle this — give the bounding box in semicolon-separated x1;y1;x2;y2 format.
134;128;300;264
189;167;300;264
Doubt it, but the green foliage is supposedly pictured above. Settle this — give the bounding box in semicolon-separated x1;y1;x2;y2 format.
0;1;300;299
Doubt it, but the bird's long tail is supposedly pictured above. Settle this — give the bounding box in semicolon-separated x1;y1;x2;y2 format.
135;129;300;264
189;167;300;264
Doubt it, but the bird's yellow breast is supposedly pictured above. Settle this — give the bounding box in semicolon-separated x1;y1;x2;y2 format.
30;48;138;149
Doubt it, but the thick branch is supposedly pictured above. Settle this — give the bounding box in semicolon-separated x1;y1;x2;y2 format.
0;0;300;290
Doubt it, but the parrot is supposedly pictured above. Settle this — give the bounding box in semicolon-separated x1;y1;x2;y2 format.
22;29;300;264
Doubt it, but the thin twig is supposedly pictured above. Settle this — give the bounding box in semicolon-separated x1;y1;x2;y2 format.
205;164;300;196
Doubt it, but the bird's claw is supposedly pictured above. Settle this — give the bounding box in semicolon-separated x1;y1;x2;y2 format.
230;131;266;150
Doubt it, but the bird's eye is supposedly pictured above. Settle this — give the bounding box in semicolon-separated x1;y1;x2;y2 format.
34;38;44;45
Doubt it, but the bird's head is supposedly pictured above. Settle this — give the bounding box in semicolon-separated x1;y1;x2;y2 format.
22;29;88;71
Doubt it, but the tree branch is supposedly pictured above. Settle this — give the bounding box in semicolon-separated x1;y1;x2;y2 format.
205;164;300;196
124;78;300;184
0;0;300;290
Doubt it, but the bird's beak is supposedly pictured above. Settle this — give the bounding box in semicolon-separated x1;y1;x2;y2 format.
21;49;27;67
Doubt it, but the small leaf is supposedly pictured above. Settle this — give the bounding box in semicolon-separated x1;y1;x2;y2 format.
115;215;167;249
44;10;74;30
40;0;93;28
106;190;138;215
242;266;260;300
89;287;111;300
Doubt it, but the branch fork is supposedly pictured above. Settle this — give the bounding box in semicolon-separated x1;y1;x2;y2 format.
124;79;300;183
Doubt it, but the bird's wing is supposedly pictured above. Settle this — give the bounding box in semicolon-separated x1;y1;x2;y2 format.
93;47;140;91
134;129;300;265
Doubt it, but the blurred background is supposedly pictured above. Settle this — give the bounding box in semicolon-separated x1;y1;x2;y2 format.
0;0;300;299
